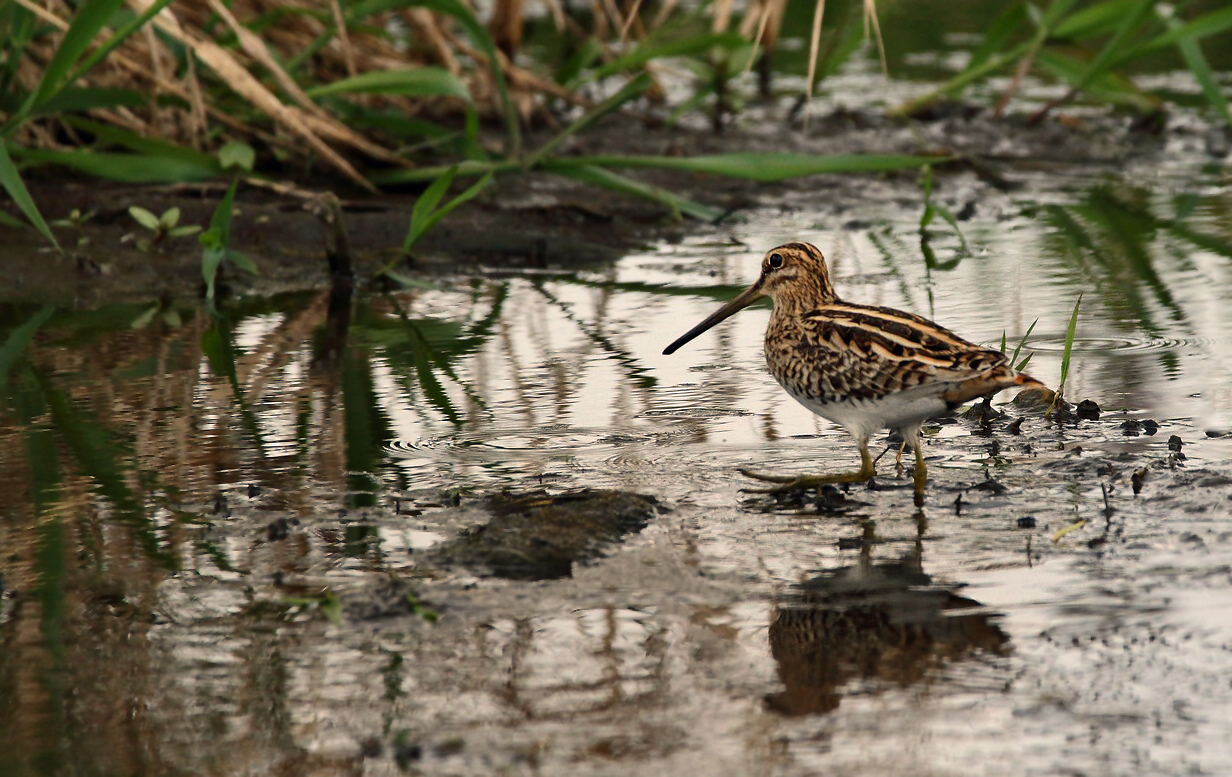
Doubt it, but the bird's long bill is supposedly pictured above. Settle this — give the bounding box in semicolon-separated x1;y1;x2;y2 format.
662;284;764;355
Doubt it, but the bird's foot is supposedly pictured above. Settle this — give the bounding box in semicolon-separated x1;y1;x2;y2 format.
738;468;873;495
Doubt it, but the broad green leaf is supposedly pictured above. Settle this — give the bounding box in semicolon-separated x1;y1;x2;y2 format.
128;206;161;231
0;139;59;250
219;141;255;171
306;67;470;100
160;207;181;229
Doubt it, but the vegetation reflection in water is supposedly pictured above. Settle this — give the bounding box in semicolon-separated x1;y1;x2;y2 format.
2;169;1232;774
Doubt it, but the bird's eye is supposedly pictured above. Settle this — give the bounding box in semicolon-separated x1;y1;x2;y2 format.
768;253;784;269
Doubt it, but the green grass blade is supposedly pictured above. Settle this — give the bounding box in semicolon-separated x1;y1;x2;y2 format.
1054;0;1156;102
554;152;946;182
529;73;651;166
406;0;520;156
1060;293;1082;391
305;67;471;100
1034;48;1159;111
405;166;458;249
64;117;221;165
1113;5;1232;63
407;171;493;249
968;3;1031;72
201;177;240;301
31;87;143;115
67;0;175;86
22;0;126;116
1164;10;1232;124
544;162;722;221
0;139;59;250
13;148;220;183
1009;318;1038;367
1052;0;1140;39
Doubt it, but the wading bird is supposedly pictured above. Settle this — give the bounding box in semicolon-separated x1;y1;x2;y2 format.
663;242;1043;505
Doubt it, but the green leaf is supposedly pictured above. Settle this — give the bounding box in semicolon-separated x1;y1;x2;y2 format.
1009;319;1038;368
218;141;256;172
222;249;256;274
306;67;471;100
401;169;494;254
169;225;202;238
405;167;458;249
0;139;59;251
201;178;240;300
129;206;161;231
160;207;181;229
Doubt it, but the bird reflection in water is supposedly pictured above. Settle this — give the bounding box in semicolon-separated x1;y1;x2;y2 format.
766;547;1008;716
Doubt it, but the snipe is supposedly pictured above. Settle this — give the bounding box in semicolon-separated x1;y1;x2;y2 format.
663;242;1043;505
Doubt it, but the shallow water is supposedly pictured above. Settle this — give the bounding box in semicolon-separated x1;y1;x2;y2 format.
6;32;1232;777
4;149;1232;776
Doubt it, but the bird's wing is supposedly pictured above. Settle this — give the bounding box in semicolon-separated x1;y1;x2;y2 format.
794;304;1019;404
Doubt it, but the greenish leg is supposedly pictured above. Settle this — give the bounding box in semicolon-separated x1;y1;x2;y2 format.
740;445;876;494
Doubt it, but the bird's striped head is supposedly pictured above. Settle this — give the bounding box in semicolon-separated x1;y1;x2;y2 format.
755;242;838;310
662;241;838;355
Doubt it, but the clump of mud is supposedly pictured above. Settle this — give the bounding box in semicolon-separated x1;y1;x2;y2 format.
429;489;661;580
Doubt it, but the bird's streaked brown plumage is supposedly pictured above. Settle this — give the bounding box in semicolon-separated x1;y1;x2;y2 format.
663;242;1043;504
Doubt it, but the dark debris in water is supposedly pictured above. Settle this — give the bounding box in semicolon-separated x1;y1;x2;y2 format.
429;489;661;580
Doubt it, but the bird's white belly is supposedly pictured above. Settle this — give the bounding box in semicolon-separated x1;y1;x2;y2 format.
775;376;950;442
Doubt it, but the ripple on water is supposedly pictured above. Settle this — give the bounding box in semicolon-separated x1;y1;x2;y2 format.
1024;335;1223;353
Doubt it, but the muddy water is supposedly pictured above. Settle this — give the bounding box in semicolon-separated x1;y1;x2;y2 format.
4;151;1232;777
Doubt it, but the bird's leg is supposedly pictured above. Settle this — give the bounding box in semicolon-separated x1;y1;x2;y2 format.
739;445;875;494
